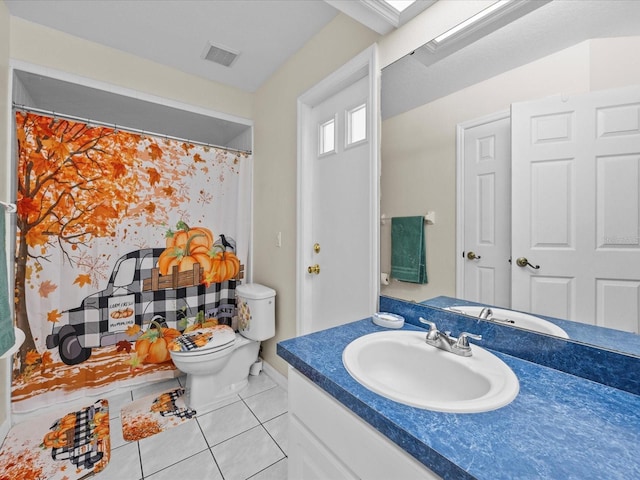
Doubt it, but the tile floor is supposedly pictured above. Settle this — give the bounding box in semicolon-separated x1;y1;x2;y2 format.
6;370;287;480
98;371;288;480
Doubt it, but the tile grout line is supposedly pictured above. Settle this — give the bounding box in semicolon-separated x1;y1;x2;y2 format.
245;457;288;480
194;415;226;479
241;391;289;461
239;392;289;479
260;423;288;460
241;396;263;425
260;412;288;458
136;440;144;480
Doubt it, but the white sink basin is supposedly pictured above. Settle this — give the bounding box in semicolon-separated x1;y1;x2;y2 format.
343;330;519;413
446;306;569;338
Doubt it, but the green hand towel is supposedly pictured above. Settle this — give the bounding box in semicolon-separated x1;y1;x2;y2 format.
391;216;427;284
0;210;15;357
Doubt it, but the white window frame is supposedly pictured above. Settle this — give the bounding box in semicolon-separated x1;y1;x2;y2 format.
318;115;337;157
345;101;368;150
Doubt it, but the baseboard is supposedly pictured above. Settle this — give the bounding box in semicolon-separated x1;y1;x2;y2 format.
262;360;288;391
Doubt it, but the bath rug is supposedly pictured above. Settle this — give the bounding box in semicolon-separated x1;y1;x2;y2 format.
0;399;110;479
121;387;196;442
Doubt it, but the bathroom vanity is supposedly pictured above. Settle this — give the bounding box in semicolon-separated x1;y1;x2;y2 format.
288;367;438;479
278;305;640;479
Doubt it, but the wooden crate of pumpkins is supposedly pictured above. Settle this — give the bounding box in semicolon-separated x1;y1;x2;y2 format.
143;222;243;292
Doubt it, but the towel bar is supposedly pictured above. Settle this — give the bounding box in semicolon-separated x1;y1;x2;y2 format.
381;212;435;225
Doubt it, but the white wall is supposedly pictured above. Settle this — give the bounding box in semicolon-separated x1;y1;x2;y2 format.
590;36;640;90
380;37;640;302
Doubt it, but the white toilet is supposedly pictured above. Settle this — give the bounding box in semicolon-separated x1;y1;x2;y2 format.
169;283;276;414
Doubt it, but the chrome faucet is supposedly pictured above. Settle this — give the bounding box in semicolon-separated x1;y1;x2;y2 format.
419;318;482;357
478;307;515;324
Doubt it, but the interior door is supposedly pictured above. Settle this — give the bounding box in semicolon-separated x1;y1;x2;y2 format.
307;78;373;333
297;47;379;335
462;113;511;307
511;86;640;332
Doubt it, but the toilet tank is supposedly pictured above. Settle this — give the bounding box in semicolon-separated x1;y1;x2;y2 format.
236;283;276;341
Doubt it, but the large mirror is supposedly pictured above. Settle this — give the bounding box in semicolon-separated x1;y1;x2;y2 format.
380;0;640;356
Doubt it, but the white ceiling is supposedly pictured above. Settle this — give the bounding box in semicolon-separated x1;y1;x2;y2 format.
4;0;388;148
5;0;439;93
382;0;640;119
7;0;640;145
6;0;342;93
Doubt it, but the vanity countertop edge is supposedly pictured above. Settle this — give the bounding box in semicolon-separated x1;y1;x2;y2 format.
277;319;640;480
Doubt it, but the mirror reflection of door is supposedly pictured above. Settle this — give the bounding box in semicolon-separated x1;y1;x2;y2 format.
512;86;640;333
460;86;640;334
461;113;511;308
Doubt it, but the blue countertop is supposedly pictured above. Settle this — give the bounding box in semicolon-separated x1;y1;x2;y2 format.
278;319;640;480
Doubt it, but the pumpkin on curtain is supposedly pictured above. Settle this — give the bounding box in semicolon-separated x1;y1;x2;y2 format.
11;111;252;412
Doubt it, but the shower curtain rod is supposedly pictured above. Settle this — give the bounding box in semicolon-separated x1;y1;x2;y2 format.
12;103;252;155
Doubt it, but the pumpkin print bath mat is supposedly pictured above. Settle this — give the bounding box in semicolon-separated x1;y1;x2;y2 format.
0;399;110;479
121;387;196;442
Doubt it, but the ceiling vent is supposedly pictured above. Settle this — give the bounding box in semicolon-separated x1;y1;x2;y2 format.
202;42;240;67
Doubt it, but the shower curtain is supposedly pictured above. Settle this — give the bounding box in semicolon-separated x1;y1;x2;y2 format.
11;111;252;412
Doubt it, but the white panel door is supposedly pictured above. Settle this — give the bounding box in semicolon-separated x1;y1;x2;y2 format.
297;47;379;335
511;86;640;332
462;114;511;307
308;77;372;333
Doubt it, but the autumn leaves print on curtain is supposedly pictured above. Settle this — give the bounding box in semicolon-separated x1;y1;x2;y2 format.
12;112;251;412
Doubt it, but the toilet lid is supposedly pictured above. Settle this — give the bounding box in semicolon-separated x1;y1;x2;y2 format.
169;325;236;353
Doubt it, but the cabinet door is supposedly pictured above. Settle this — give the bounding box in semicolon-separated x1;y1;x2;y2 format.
289;415;358;480
289;368;441;480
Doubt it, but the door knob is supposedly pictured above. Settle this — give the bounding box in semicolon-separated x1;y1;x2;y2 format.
308;264;320;274
516;257;540;269
466;251;481;260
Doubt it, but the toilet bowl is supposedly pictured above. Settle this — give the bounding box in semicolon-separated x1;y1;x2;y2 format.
169;283;276;414
170;326;261;413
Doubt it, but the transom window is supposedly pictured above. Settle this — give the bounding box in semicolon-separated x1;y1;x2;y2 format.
347;103;367;146
319;117;336;156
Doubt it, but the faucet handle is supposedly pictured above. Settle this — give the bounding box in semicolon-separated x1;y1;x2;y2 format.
419;317;439;339
455;332;482;349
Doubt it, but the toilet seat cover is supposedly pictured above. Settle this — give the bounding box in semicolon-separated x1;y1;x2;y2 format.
170;325;236;353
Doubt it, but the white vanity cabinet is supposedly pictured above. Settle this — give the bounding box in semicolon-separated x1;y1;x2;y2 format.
288;367;441;480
